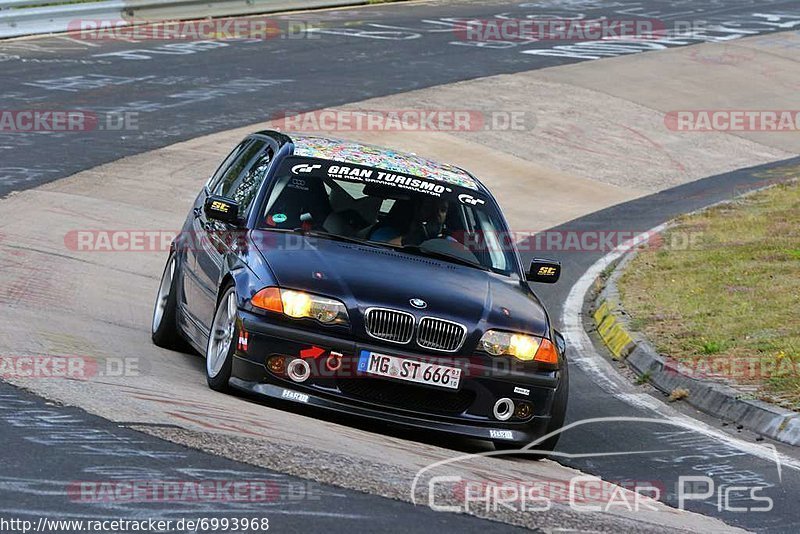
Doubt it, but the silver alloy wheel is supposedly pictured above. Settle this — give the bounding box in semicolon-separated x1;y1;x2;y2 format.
152;257;175;333
206;290;237;378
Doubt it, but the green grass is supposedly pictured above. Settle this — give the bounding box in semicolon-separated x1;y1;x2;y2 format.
618;181;800;410
635;371;652;385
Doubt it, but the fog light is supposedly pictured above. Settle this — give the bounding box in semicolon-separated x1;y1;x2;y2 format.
514;402;533;420
267;355;286;375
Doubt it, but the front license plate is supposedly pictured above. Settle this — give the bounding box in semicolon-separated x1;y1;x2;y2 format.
358;350;461;390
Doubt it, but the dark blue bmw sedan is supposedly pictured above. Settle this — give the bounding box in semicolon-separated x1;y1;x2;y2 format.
152;130;568;455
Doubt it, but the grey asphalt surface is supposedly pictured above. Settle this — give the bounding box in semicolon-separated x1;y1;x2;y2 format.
1;0;800;532
0;380;524;533
2;0;799;197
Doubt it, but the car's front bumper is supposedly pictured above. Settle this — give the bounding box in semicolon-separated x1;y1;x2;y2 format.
232;311;562;444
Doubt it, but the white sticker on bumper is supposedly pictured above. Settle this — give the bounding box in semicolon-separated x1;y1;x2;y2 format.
281;389;309;403
489;429;513;440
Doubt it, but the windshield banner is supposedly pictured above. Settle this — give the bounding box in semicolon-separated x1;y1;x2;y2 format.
285;157;487;204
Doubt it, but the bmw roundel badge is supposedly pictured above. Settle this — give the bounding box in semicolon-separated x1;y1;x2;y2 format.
410;298;427;309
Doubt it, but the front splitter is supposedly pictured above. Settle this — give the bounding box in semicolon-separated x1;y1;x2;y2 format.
228;377;549;445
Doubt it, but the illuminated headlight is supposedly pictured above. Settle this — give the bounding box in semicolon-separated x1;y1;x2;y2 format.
252;287;349;325
282;290;347;324
479;330;558;364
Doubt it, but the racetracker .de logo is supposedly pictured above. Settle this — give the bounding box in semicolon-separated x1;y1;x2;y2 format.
62;229;704;253
664;355;800;380
276;109;533;132
0;110;138;132
66;18;317;40
0;355;139;380
454;18;666;42
0;356;91;379
0;110;95;132
67;480;280;503
665;110;800;132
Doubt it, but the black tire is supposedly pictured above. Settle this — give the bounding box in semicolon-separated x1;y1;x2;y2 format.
151;253;187;351
205;285;237;392
494;363;569;459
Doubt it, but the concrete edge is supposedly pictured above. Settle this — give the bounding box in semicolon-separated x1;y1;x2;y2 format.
586;226;800;448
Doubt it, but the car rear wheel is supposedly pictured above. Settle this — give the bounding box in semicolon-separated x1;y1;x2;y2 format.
206;285;238;392
151;253;186;350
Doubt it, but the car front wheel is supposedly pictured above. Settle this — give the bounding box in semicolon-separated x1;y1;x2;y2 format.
205;285;238;391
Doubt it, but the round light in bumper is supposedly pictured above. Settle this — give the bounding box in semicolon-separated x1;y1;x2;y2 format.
267;355;286;374
514;402;533;419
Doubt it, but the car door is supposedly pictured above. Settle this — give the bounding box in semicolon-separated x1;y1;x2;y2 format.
187;139;276;333
182;139;252;329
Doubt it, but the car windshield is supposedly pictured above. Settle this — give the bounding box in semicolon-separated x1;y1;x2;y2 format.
258;157;519;277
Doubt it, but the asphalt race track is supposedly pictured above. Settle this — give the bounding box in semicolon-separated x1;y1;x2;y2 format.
2;0;799;197
1;0;800;532
0;381;520;533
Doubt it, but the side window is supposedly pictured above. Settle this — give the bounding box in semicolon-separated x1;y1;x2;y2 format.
207;140;252;191
230;146;275;215
213;140;266;199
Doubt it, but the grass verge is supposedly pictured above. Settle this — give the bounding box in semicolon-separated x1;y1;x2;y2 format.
618;181;800;410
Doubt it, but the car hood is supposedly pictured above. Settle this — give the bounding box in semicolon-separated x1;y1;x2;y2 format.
252;231;549;338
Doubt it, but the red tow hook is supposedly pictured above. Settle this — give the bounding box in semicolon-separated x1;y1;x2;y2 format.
326;351;343;372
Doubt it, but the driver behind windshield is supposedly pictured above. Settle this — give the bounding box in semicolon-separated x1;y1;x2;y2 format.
400;197;450;247
369;197;449;246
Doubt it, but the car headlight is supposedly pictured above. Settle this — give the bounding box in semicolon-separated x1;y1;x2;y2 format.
252;287;349;325
479;330;558;364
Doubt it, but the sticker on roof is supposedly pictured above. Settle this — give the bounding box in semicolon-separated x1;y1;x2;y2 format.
292;136;479;190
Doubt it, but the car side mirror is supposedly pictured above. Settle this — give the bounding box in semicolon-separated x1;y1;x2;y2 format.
527;258;561;283
204;195;240;225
